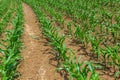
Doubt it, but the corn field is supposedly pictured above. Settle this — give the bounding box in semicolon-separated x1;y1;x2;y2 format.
0;0;120;80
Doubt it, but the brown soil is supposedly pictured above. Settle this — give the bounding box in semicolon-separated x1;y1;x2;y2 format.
64;37;115;80
62;17;115;80
39;8;115;79
62;19;115;80
42;9;115;80
18;3;63;80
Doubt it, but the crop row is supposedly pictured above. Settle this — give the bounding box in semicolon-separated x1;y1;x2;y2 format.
0;0;11;19
33;0;120;79
23;0;100;80
25;0;120;79
0;0;23;80
0;0;17;35
36;0;120;42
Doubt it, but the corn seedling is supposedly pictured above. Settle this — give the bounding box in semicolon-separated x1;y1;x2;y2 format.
0;0;23;79
67;22;72;36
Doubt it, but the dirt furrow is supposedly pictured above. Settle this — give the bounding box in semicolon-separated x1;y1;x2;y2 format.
18;3;63;80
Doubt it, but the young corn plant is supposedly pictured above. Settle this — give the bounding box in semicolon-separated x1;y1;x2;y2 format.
110;44;120;78
67;22;72;36
0;8;14;35
24;1;100;80
74;25;85;44
100;46;112;68
55;13;64;27
0;0;11;19
89;35;103;60
95;44;120;76
59;56;99;80
0;0;23;79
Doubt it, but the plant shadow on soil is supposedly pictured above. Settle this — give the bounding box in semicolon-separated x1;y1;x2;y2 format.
68;37;117;80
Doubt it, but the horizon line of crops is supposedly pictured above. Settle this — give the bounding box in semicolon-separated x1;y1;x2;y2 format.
33;0;120;46
35;0;120;42
35;0;120;24
0;0;23;80
23;0;99;80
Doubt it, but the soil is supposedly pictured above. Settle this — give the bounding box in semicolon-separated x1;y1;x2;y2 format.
16;2;117;80
18;3;63;80
42;9;115;80
62;17;115;80
0;1;118;80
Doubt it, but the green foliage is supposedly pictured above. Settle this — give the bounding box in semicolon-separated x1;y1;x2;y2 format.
0;0;23;79
23;0;99;79
0;0;15;35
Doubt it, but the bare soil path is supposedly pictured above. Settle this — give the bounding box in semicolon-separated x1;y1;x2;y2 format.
18;3;63;80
